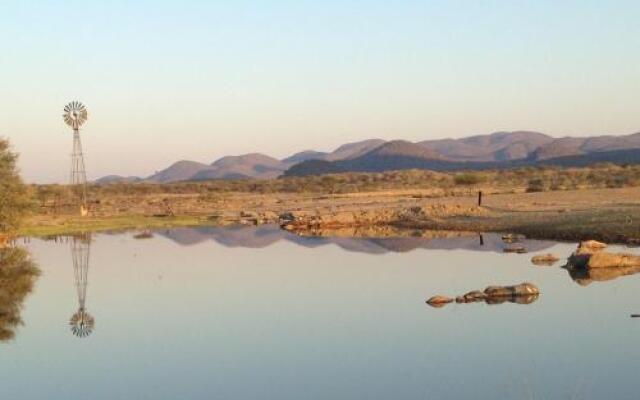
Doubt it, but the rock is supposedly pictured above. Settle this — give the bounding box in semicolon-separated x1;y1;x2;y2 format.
463;290;486;302
240;210;258;218
426;295;454;307
504;245;527;254
279;212;297;224
578;240;607;251
455;296;465;303
567;264;640;286
485;294;539;305
502;233;525;243
586;252;640;269
531;253;559;266
484;282;540;297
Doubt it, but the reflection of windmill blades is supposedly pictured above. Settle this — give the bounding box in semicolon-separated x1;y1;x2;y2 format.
70;309;95;338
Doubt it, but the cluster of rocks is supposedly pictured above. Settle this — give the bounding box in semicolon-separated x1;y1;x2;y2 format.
207;210;280;226
279;209;397;231
426;282;540;308
525;239;640;285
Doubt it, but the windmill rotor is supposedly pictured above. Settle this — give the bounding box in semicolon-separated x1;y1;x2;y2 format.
63;101;88;130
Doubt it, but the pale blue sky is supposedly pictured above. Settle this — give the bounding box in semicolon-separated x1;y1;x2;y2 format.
1;0;639;182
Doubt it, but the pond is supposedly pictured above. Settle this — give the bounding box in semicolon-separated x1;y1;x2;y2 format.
2;225;639;399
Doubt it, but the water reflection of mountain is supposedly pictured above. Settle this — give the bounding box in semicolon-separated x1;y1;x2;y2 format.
156;225;557;254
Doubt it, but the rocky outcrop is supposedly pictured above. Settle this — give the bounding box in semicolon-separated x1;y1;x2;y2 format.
563;240;640;284
567;240;640;269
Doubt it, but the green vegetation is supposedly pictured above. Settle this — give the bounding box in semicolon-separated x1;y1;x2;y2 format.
72;163;640;196
454;173;484;185
0;138;32;236
0;247;40;341
18;215;214;237
526;178;545;192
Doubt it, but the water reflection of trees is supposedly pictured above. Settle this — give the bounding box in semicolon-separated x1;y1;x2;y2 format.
69;234;94;338
0;247;40;341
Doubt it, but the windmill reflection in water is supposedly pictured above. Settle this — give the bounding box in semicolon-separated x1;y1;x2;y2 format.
69;234;95;338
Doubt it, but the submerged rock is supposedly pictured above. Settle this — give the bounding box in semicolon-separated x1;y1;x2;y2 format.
531;253;559;266
426;295;454;307
484;282;540;297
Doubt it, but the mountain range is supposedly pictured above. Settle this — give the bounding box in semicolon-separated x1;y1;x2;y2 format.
96;131;640;183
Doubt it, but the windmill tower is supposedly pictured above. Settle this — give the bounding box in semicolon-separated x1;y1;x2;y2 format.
69;234;95;338
63;101;89;216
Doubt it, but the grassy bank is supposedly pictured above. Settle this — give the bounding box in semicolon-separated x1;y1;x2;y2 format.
18;215;216;237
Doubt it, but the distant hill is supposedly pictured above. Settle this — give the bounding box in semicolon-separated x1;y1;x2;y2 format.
419;131;553;162
96;131;640;183
531;132;640;160
146;160;214;183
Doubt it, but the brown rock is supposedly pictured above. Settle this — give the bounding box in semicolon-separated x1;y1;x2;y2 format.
426;295;454;307
484;282;540;297
578;240;607;250
531;253;560;266
587;252;640;269
463;290;486;302
504;245;527;254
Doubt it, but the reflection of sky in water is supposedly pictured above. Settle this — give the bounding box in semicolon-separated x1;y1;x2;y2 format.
2;228;640;400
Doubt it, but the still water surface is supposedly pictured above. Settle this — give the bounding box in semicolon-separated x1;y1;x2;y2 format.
2;225;640;399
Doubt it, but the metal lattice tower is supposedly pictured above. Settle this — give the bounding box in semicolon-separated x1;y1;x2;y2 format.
63;101;89;213
69;235;95;338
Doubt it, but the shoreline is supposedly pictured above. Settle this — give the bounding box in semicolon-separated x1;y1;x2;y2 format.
19;186;640;244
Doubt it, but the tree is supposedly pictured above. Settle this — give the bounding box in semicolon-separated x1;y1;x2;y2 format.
0;138;32;235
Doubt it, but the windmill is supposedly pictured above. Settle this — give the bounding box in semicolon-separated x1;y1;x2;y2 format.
69;234;95;338
63;101;89;216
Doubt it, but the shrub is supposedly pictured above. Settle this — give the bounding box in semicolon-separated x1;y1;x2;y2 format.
0;139;32;234
526;178;545;192
454;173;484;185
